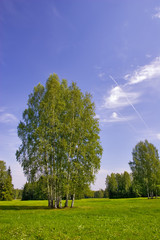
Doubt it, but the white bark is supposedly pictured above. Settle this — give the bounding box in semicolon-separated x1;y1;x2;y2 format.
71;193;75;208
65;194;69;207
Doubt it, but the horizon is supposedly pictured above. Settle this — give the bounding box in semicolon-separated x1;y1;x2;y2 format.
1;0;160;190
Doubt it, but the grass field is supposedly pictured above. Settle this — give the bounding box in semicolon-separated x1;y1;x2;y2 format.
0;198;160;240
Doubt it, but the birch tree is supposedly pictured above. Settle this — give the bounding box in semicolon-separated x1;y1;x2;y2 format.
16;73;102;208
16;83;44;181
129;140;160;198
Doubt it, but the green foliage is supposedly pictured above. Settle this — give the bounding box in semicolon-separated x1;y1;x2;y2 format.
0;161;13;201
22;176;48;200
16;74;102;208
129;140;160;198
106;171;136;198
83;188;94;198
22;177;94;201
94;189;105;198
1;198;160;239
13;189;23;199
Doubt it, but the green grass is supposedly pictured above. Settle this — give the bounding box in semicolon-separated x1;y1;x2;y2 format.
0;198;160;239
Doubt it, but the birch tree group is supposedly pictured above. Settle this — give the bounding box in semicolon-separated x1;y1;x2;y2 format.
129;140;160;198
16;74;102;208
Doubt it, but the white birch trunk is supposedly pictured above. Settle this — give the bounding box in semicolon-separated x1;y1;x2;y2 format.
47;178;51;207
50;183;53;208
71;193;75;208
65;194;69;207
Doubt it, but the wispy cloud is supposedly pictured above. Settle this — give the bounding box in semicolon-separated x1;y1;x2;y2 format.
136;130;160;142
98;72;105;79
99;57;160;130
156;133;160;139
148;132;160;141
0;107;6;113
8;128;17;136
100;112;133;123
109;75;150;129
152;133;160;140
146;54;152;58
152;7;160;19
0;113;18;123
125;57;160;85
52;5;62;19
104;85;140;109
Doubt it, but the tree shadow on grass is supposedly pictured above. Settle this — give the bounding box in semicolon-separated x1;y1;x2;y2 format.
0;204;74;210
0;205;51;210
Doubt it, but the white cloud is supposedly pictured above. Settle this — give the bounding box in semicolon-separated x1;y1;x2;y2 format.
149;132;160;141
125;57;160;85
104;86;140;109
100;57;160;128
100;112;133;123
156;133;160;139
138;130;160;142
0;113;18;123
153;7;160;19
112;112;118;119
94;114;100;119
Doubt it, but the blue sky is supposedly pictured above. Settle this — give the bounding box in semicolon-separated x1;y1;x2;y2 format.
1;0;160;190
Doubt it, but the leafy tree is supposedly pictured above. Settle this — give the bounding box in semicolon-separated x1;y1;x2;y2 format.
106;173;118;198
121;171;132;197
83;187;94;198
106;172;134;198
129;140;160;198
22;176;47;200
0;161;13;200
94;189;104;198
16;74;102;208
13;189;23;199
16;83;45;182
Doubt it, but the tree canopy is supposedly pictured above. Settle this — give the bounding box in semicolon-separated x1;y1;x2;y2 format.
16;74;102;208
129;140;160;198
0;161;13;201
105;171;135;198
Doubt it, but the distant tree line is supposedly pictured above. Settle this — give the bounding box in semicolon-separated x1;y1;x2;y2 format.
22;176;47;200
13;188;23;199
106;171;135;198
22;177;93;201
2;138;160;202
21;179;108;200
0;160;23;201
21;140;160;201
106;140;160;199
0;161;13;200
